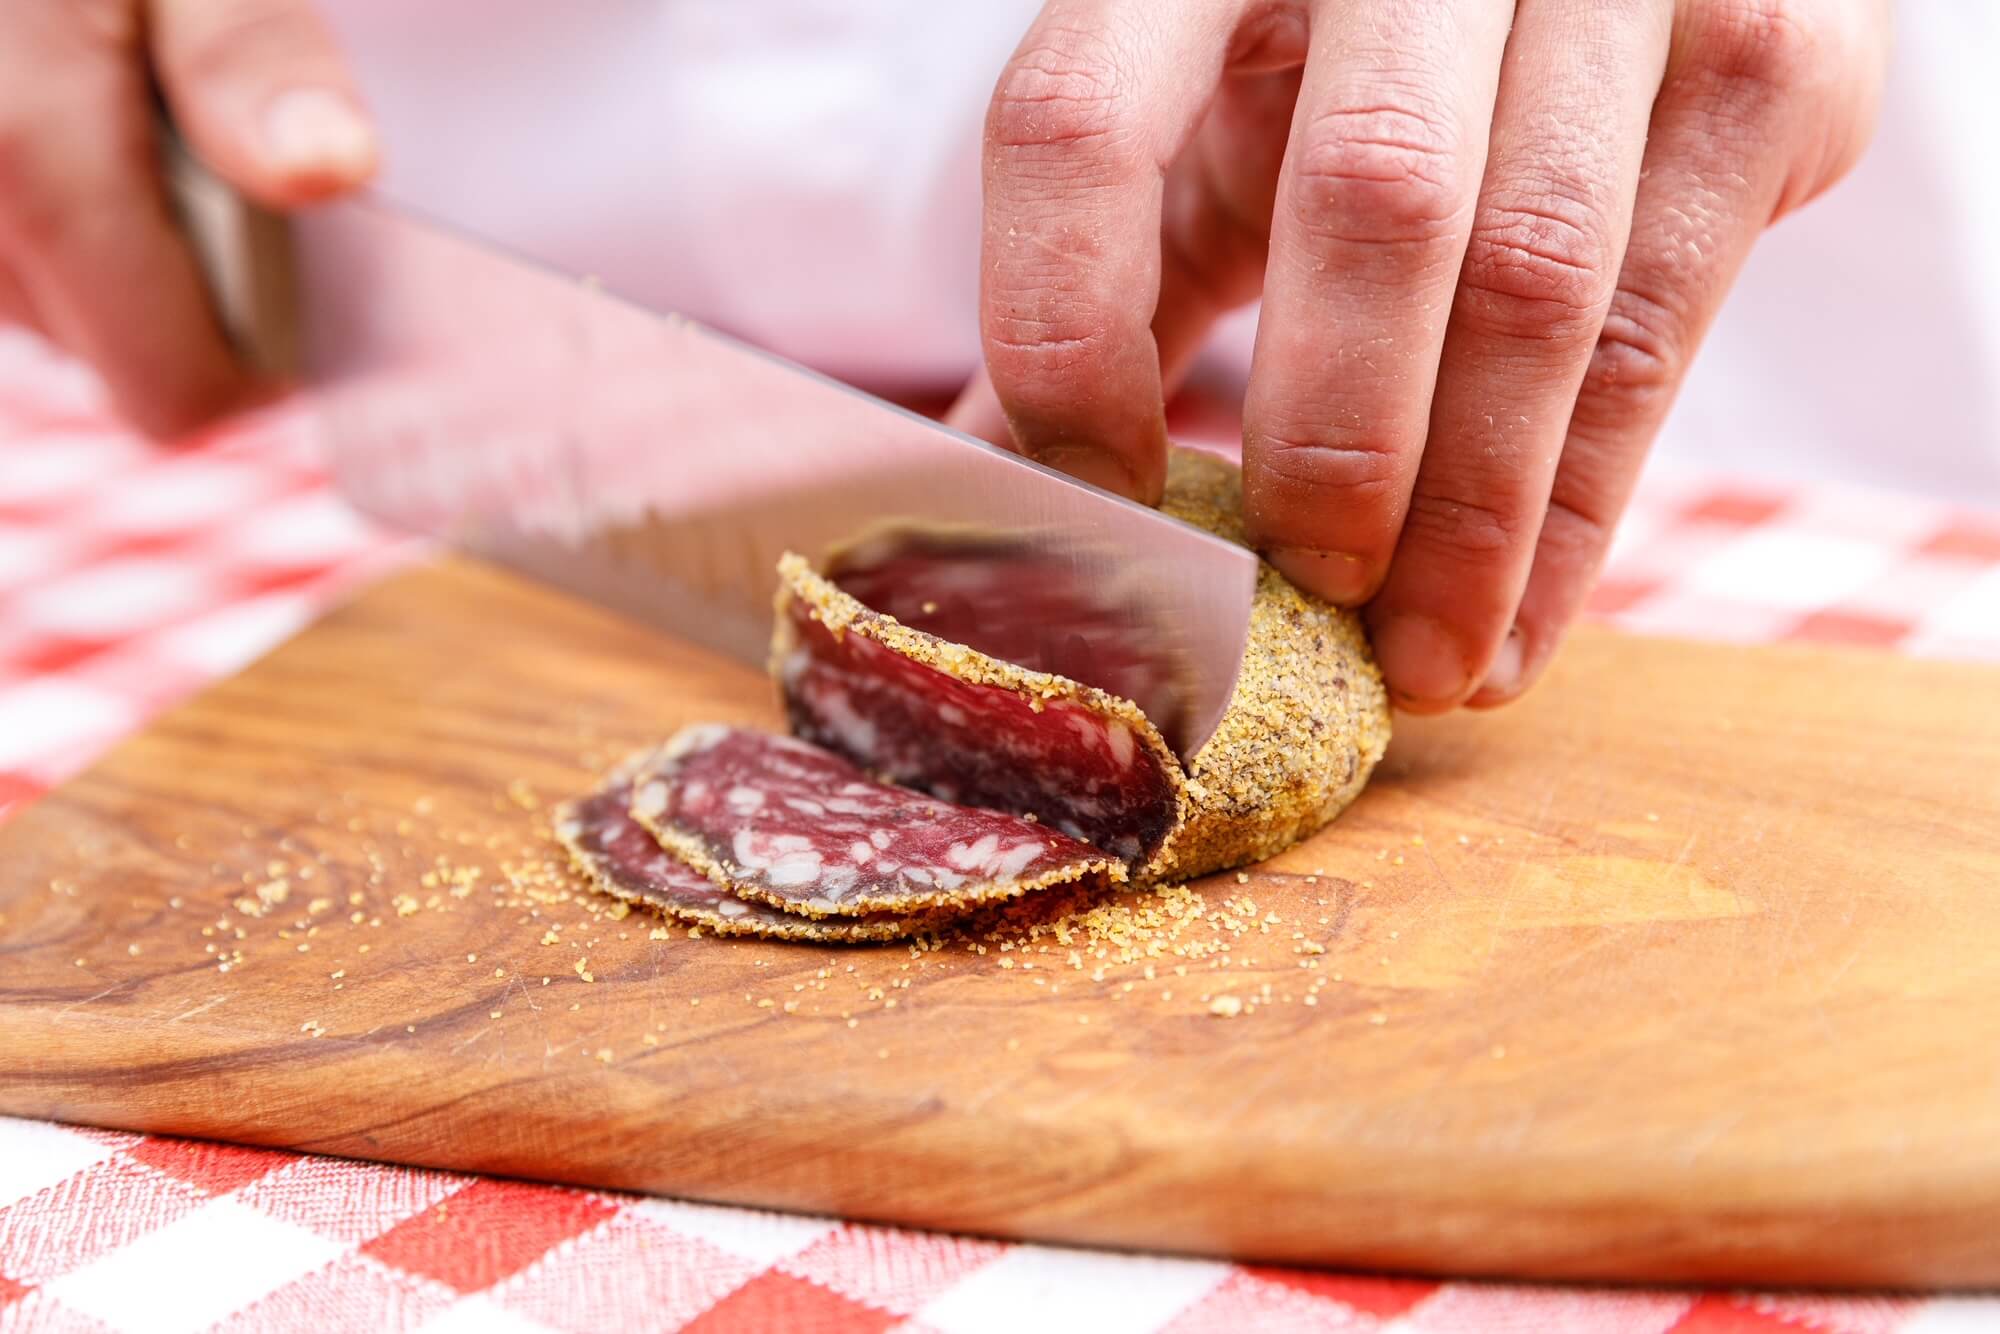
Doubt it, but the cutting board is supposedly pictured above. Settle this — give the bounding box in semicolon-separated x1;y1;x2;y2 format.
4;558;1999;1289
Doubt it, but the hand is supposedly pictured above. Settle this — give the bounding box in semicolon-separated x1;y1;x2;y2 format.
951;0;1887;711
0;0;374;437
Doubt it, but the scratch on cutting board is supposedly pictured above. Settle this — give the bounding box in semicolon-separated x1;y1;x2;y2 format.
449;1023;495;1055
1420;843;1456;900
646;944;661;1035
1532;782;1558;834
1816;914;1868;995
56;984;129;1018
505;970;543;1015
166;994;230;1024
1668;829;1700;871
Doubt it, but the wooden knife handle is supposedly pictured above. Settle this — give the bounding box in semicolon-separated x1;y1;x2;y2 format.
159;124;301;378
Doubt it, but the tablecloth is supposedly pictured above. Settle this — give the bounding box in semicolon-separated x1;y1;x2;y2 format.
4;329;1998;1332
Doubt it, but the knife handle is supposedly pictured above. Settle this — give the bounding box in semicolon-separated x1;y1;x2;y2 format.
158;122;301;377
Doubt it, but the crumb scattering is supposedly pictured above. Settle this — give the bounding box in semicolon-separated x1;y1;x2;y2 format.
138;703;1381;1067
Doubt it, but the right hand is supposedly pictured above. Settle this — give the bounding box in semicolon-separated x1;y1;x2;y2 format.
0;0;374;437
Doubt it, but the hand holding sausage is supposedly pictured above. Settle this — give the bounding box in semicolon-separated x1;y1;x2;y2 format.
955;0;1889;710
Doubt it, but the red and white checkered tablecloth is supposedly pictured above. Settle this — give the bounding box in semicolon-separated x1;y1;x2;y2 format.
4;326;1999;1332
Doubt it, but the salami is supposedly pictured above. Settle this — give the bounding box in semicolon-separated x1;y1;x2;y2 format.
554;768;948;942
555;451;1388;940
822;530;1191;751
628;723;1124;917
776;559;1182;868
774;449;1391;885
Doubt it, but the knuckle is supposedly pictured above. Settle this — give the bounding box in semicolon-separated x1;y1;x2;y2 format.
987;28;1136;157
983;311;1120;407
983;272;1123;362
1539;492;1616;568
1576;286;1686;423
1255;430;1406;499
1402;485;1536;565
1690;0;1823;100
986;320;1109;382
1457;191;1619;340
1246;426;1411;545
1289;100;1468;248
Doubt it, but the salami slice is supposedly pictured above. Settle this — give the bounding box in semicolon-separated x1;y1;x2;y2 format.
628;724;1124;917
555;772;947;942
776;559;1182;868
774;449;1393;886
822;530;1191;752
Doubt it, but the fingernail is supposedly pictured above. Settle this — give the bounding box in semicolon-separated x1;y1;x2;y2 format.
1265;545;1375;605
1371;613;1474;710
263;88;376;180
1478;624;1527;699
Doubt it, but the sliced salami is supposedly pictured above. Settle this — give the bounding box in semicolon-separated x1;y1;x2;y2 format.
557;452;1389;939
772;449;1394;886
628;723;1123;917
822;530;1189;751
555;772;946;942
775;553;1186;873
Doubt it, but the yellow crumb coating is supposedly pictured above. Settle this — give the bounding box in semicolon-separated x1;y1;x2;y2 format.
1151;449;1391;880
774;447;1390;885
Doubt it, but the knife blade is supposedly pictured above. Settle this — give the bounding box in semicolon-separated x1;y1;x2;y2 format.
270;199;1258;759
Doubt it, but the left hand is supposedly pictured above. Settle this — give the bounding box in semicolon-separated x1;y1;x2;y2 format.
948;0;1888;711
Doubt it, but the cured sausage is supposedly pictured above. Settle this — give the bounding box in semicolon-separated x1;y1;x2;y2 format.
774;450;1391;884
556;452;1390;939
628;724;1123;917
554;767;949;942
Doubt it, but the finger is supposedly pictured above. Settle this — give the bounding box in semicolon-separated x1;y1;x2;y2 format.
979;0;1238;503
1468;5;1823;706
150;0;377;208
954;57;1301;451
943;365;1012;447
1151;62;1300;392
1362;0;1672;711
1239;0;1514;606
0;2;250;436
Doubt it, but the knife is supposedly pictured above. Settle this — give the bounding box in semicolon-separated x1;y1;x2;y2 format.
166;143;1257;761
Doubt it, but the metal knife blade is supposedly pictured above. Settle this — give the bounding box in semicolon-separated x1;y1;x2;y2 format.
280;200;1257;759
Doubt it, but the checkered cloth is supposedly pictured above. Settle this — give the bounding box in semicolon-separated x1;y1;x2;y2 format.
4;327;1999;1332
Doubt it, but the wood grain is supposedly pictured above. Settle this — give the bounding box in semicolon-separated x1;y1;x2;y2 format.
3;557;1999;1287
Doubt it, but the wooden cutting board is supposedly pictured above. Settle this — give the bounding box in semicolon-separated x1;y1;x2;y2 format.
3;558;1998;1289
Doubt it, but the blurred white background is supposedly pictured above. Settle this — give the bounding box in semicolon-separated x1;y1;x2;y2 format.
330;0;1993;502
1659;2;2000;500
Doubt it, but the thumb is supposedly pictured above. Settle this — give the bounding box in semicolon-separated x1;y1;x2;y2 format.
150;0;377;208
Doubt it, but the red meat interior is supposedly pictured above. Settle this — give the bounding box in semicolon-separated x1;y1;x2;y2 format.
779;600;1179;867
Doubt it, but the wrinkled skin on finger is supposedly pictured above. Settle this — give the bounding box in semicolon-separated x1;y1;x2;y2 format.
958;0;1889;711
